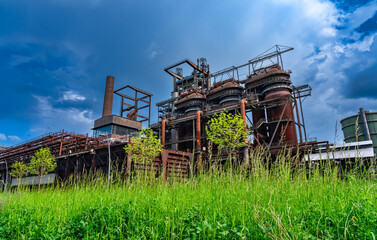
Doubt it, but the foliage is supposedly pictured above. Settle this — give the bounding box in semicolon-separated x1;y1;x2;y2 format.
206;111;247;151
124;128;163;164
10;161;29;188
29;147;57;187
206;111;247;167
10;161;29;179
1;151;377;239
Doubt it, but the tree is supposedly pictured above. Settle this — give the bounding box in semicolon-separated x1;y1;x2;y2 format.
29;147;57;188
124;128;163;165
206;111;247;166
10;161;29;188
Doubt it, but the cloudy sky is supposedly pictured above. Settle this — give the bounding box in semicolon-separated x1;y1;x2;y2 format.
0;0;376;146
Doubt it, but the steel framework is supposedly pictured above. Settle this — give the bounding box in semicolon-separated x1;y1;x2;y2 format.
114;85;152;127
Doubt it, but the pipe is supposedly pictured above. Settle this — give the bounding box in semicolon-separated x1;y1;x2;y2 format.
196;111;203;170
102;76;114;117
107;139;111;184
173;76;177;92
240;99;249;165
360;108;371;141
162;119;167;147
240;99;248;143
196;111;203;151
59;129;64;155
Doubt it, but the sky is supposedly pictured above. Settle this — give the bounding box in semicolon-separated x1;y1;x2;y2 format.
0;0;376;146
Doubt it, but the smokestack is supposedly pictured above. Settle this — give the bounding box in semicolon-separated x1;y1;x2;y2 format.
102;76;114;117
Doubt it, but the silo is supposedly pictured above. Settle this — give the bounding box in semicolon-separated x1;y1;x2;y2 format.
341;108;377;154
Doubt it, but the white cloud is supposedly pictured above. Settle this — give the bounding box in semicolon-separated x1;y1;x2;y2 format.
146;42;160;60
62;91;86;101
8;135;21;142
33;95;94;135
237;0;377;142
0;133;6;141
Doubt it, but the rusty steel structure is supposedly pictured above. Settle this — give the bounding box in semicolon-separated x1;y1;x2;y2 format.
0;130;101;163
0;131;191;189
0;76;190;190
114;85;152;127
93;76;152;138
0;45;331;189
152;45;328;167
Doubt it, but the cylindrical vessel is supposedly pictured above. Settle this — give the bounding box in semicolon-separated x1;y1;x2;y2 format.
102;76;114;117
341;109;377;154
265;89;297;145
175;93;206;115
207;80;243;107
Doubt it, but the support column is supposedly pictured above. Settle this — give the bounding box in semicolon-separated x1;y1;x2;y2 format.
241;100;249;166
162;149;168;183
161;119;167;147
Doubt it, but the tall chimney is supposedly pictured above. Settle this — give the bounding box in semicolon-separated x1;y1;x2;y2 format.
102;76;114;117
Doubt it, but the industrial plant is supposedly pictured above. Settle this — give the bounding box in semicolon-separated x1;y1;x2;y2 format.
0;45;375;188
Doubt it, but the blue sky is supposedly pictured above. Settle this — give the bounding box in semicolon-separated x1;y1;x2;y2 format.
0;0;376;146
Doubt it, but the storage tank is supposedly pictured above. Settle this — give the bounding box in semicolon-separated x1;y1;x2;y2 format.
341;108;377;154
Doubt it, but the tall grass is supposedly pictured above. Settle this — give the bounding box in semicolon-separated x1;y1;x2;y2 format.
1;150;377;239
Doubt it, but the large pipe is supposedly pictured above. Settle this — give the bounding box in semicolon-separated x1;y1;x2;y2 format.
240;100;249;165
196;111;203;171
360;108;371;141
102;76;115;117
240;99;248;143
196;111;203;151
161;119;167;147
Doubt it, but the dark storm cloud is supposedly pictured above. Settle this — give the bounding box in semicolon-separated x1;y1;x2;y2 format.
0;42;89;120
346;64;377;98
340;12;377;99
0;0;377;145
343;39;377;99
53;99;93;112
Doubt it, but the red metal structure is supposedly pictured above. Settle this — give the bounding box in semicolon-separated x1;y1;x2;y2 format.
152;45;327;166
0;46;329;189
0;78;190;189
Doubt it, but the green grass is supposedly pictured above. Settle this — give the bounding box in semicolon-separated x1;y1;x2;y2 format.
1;152;377;239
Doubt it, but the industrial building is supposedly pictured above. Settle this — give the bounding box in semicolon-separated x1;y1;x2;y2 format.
0;75;190;190
341;108;377;154
303;108;377;166
2;45;373;189
151;45;327;167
